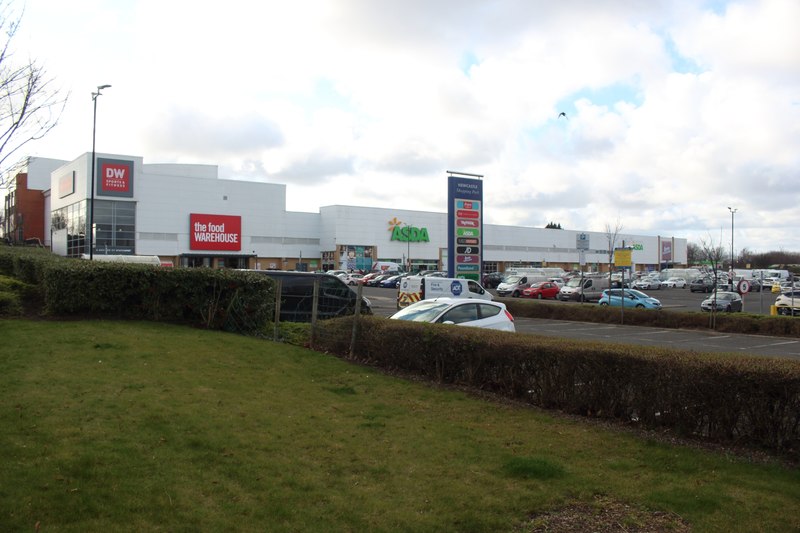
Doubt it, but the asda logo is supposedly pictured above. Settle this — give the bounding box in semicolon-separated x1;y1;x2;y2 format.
391;225;430;243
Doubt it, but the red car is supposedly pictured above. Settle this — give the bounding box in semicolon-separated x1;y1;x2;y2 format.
521;281;560;299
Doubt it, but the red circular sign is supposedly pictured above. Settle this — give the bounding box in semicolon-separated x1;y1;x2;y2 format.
738;280;751;294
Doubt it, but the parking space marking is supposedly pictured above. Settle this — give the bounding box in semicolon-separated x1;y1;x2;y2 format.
742;340;799;349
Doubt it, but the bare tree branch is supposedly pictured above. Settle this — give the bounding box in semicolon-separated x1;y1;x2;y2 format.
0;2;68;187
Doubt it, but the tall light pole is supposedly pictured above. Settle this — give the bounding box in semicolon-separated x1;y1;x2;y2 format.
89;84;111;260
727;206;737;273
404;222;411;272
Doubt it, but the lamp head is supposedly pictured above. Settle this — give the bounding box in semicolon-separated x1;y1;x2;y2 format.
97;84;111;90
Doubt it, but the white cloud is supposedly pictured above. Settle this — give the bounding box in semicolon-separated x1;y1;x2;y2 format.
12;0;800;253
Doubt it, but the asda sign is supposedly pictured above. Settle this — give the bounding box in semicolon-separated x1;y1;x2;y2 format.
391;225;430;242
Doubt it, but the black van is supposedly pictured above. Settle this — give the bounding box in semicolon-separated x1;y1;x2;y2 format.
246;271;372;322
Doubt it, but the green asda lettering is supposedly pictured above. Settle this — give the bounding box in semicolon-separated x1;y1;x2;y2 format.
391;225;430;243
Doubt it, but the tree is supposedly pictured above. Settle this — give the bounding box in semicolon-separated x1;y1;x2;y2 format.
699;236;726;329
544;222;562;229
687;242;703;265
0;1;68;185
604;219;623;272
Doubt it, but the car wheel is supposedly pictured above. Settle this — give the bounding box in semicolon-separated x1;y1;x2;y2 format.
778;307;790;316
512;290;519;298
536;293;543;299
600;302;609;306
636;304;645;308
579;294;587;302
725;305;732;312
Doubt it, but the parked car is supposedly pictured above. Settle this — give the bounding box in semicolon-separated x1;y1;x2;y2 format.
661;277;687;288
774;290;800;316
244;271;371;322
598;289;662;309
379;273;409;288
632;278;661;290
366;272;399;287
700;291;743;312
389;298;515;332
358;272;382;285
341;273;364;286
521;281;561;299
482;271;504;289
689;278;715;293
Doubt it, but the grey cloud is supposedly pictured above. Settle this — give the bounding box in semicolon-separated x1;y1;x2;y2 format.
277;152;356;184
146;109;284;157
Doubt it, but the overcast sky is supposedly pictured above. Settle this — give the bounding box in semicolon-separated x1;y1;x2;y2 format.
15;0;800;254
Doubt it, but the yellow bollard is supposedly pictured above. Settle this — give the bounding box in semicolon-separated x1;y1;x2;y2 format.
770;305;778;316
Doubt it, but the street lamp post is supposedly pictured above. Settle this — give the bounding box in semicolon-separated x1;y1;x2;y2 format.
89;84;111;260
404;222;412;273
727;206;737;273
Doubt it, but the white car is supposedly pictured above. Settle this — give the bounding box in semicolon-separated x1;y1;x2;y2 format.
389;298;515;332
341;273;364;286
633;278;661;290
774;290;800;316
661;277;687;288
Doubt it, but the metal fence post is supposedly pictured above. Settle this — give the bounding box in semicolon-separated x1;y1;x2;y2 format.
350;283;363;358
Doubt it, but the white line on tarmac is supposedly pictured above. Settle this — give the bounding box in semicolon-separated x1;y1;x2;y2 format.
742;340;799;349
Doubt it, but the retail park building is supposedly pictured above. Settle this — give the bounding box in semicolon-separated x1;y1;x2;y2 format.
4;154;687;274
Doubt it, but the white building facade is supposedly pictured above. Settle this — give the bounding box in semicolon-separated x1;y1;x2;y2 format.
45;152;687;273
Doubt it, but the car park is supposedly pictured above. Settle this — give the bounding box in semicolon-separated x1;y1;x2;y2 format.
774;290;800;316
700;291;743;312
661;277;687;288
389;298;515;332
520;281;560;299
598;289;662;309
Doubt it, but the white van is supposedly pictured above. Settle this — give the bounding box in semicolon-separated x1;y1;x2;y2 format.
81;254;162;266
496;273;547;297
397;276;492;309
557;274;610;302
372;261;405;273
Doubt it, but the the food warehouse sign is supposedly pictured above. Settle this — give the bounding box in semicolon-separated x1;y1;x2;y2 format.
189;213;241;251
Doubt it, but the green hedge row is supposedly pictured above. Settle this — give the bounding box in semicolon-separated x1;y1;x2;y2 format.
503;299;800;337
42;262;274;331
0;247;274;332
316;316;800;456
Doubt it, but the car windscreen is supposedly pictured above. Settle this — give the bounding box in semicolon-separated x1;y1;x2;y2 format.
391;301;451;322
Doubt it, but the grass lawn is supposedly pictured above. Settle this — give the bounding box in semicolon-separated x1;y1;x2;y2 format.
1;319;798;532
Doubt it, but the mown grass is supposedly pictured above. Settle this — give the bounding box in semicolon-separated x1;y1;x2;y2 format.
1;319;799;532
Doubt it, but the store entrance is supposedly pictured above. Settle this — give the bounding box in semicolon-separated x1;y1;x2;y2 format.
181;254;252;269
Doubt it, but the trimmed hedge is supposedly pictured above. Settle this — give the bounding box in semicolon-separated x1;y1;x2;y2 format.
0;275;39;316
41;262;274;331
316;316;800;456
0;246;274;332
503;298;800;338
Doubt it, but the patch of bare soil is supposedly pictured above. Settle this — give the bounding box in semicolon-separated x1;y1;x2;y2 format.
519;495;692;532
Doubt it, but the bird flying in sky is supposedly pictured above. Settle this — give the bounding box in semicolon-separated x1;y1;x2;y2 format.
558;112;568;119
